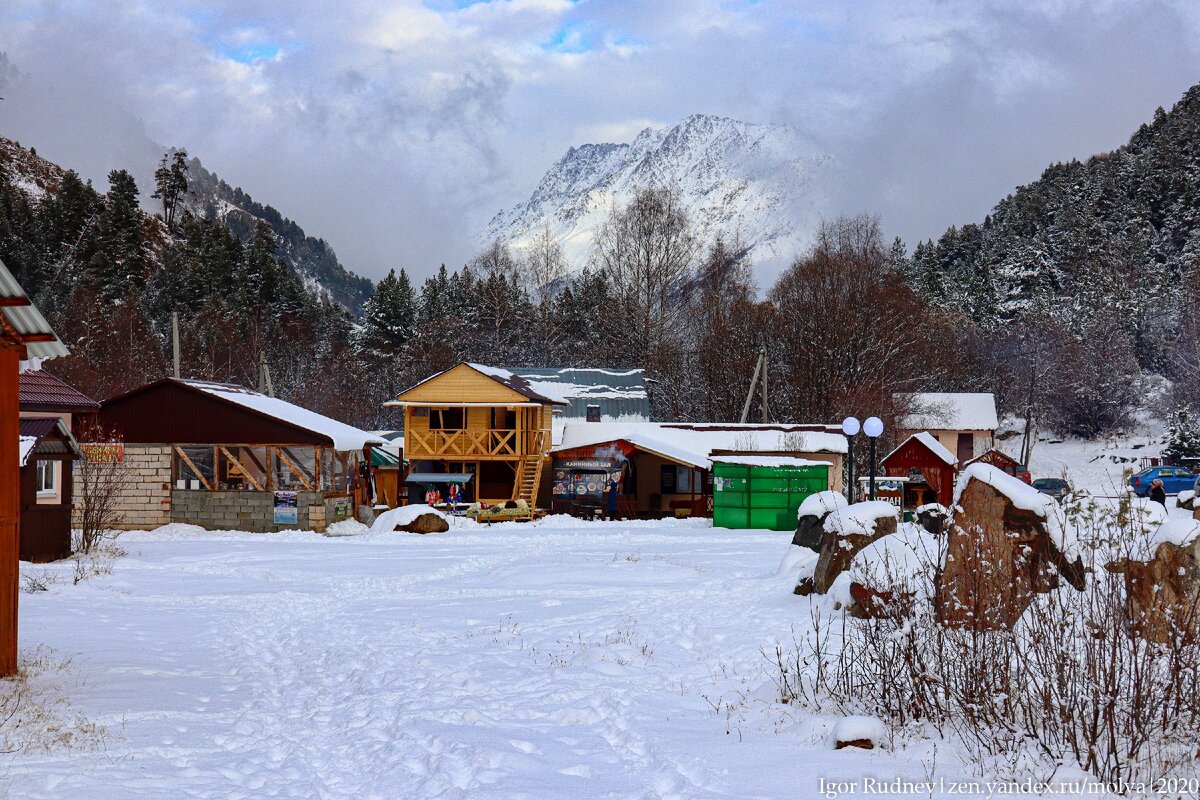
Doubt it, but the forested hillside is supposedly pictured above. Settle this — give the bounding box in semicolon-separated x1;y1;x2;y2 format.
907;84;1200;416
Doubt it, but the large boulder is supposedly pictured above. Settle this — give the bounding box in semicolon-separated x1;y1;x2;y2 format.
846;526;940;619
1176;490;1195;511
369;504;450;535
796;501;899;596
936;464;1085;631
792;491;849;552
1106;518;1200;644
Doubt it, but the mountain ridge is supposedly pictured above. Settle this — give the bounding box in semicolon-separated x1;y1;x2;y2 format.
481;113;835;271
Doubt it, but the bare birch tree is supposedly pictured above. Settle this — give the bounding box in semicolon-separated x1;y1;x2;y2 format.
590;186;698;356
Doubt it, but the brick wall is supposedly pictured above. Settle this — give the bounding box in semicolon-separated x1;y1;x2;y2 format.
170;490;330;532
76;444;172;531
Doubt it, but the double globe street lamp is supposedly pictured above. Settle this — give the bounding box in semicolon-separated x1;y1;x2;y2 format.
841;415;884;502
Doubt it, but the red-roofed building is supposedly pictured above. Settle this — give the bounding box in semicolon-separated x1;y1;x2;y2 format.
17;369;96;562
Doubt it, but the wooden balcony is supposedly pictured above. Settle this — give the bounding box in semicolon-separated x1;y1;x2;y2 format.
406;428;549;459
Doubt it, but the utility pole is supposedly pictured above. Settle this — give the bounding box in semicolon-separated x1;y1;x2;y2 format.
259;351;275;397
739;345;770;424
171;311;181;379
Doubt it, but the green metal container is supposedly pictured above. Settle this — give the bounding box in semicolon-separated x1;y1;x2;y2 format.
712;460;830;531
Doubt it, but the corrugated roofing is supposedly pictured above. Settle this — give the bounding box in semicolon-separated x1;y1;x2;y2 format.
19;370;99;411
182;380;384;451
0;257;69;360
507;367;649;421
17;417;81;464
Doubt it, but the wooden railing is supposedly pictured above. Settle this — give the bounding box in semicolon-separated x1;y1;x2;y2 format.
407;428;550;458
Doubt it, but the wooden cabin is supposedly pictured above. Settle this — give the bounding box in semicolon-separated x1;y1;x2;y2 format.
97;378;382;532
963;448;1030;484
881;431;959;509
384;363;568;508
1;256;70;676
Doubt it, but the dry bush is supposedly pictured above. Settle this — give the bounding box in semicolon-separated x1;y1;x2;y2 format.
772;506;1200;786
74;419;133;555
0;647;109;755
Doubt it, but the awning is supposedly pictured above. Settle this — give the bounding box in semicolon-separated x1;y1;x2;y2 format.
371;448;402;467
18;417;82;466
405;472;474;483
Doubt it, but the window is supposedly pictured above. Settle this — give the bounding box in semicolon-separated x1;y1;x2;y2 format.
660;465;698;494
490;408;516;430
430;408;465;430
36;460;56;494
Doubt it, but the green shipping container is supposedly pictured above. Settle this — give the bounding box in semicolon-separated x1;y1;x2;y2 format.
712;460;830;531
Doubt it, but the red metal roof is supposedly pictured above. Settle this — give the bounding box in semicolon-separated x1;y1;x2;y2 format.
18;370;100;412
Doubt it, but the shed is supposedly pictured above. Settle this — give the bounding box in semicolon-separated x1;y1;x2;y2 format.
881;431;958;509
963;448;1030;483
98;378;383;532
18;418;81;562
1;255;69;676
711;455;830;531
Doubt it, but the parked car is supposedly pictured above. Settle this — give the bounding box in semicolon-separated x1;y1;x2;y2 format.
1130;466;1196;497
1032;477;1071;501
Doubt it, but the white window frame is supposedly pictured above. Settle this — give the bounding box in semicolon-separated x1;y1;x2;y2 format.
36;459;57;496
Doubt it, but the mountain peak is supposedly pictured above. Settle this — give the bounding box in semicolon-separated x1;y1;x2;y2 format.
481;114;835;272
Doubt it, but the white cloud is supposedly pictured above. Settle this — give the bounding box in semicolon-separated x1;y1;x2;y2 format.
1;0;1199;282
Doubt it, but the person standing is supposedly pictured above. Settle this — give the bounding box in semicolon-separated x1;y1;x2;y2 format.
1149;478;1167;507
605;476;620;520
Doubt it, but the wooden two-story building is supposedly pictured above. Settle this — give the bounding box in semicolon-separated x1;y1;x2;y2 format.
384;364;568;507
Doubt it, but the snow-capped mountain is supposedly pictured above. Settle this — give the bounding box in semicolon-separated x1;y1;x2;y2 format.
481;114;835;272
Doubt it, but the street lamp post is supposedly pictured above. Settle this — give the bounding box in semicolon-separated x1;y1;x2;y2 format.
864;416;883;501
841;416;860;502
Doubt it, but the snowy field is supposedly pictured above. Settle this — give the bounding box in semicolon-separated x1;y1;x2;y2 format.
7;518;942;800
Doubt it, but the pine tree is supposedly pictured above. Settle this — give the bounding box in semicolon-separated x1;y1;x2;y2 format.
358;268;416;359
91;169;146;297
1165;407;1200;463
152;148;190;229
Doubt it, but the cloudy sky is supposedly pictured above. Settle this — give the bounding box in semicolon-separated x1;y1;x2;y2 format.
2;0;1200;282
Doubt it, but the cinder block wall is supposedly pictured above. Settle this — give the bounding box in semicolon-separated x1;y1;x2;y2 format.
171;490;329;532
75;444;172;531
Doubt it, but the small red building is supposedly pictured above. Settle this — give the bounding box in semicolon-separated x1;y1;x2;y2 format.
881;431;959;508
963;448;1031;484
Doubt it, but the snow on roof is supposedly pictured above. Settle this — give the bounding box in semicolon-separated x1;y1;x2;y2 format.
553;421;847;470
508;367;649;420
466;364;570;405
954;462;1076;558
183;380;383;451
823;501;898;538
711;455;831;468
798;490;848;520
898;393;998;432
18;435;37;467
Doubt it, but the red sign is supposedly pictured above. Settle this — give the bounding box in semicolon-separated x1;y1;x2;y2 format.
80;442;124;462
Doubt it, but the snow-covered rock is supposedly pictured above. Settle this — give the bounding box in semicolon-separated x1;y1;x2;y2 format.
831;715;887;750
370;505;450;535
791;490;848;554
847;526;941;617
798;501;899;596
480;114;835;274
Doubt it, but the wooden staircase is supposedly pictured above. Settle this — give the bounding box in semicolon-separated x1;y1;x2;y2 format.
512;456;545;516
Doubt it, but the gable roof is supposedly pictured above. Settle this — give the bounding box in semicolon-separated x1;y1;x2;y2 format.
0;257;68;359
883;431;958;467
388;363;569;406
18;417;81;465
506;367;648;420
19;370;99;412
897;393;998;431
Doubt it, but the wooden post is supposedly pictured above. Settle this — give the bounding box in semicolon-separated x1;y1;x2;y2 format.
0;347;21;676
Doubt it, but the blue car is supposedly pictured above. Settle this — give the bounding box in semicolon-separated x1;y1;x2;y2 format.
1130;466;1196;496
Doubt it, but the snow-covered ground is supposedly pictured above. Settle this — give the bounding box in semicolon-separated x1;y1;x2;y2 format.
1015;424;1174;498
8;518;929;799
